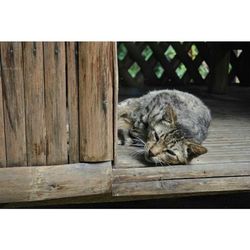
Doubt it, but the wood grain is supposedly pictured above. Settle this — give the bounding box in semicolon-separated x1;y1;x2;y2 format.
209;44;231;94
66;42;79;163
23;42;46;166
113;176;250;197
0;162;112;203
0;64;6;167
0;42;27;166
113;162;250;184
79;42;113;162
43;42;68;165
112;42;119;165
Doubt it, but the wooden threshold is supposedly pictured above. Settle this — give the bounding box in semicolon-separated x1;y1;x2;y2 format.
2;161;250;207
112;164;250;197
0;162;112;204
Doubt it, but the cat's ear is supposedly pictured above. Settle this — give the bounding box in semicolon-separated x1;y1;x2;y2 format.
163;105;177;125
186;140;207;160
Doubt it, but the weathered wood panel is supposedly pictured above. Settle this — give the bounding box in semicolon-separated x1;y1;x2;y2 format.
66;42;79;163
113;162;250;184
0;42;27;166
43;42;68;165
23;42;46;166
0;162;112;203
208;44;231;94
113;176;250;197
0;65;6;167
79;42;114;162
113;42;119;165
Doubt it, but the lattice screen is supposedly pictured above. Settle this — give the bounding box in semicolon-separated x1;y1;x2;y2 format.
118;42;249;87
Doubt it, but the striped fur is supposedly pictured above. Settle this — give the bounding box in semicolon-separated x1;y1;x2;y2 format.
118;89;211;165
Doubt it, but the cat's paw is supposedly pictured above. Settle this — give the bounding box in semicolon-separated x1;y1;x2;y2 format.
118;138;134;146
125;138;134;146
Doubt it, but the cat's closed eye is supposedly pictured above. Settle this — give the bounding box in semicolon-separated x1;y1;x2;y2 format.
166;149;176;156
154;131;160;141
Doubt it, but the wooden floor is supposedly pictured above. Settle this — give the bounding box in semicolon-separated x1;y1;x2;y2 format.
113;87;250;197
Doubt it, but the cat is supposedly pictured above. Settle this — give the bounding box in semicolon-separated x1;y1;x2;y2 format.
118;89;211;165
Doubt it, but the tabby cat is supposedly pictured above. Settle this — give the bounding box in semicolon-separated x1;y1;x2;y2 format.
118;89;211;165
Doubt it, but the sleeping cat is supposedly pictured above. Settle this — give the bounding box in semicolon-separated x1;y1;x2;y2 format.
118;89;211;165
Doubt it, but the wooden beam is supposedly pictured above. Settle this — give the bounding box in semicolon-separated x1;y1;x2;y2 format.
43;42;68;165
113;176;250;197
66;42;80;163
0;42;27;166
23;42;46;166
79;42;114;162
0;62;6;167
113;162;250;184
208;43;231;94
0;162;112;204
112;42;119;165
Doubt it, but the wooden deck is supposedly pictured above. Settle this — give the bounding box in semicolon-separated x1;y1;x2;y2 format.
2;87;250;207
114;87;250;197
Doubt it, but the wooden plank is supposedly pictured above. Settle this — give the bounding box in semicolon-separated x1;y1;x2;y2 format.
0;162;112;203
116;144;250;168
208;44;231;94
23;42;46;166
0;42;27;166
113;176;250;197
43;42;68;165
79;42;113;162
0;64;6;167
113;162;250;184
192;155;250;165
113;42;119;165
66;42;79;163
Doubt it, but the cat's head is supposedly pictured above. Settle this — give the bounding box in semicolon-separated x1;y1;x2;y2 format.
144;105;207;165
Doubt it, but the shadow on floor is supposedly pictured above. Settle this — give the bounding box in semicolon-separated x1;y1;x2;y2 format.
31;192;250;209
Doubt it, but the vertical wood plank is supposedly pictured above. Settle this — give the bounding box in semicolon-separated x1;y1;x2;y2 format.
23;42;46;166
112;42;119;165
66;42;79;163
208;43;231;94
0;63;6;167
44;42;68;165
79;42;114;162
0;42;27;166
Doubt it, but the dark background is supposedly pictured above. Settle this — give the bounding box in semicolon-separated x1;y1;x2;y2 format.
30;192;250;208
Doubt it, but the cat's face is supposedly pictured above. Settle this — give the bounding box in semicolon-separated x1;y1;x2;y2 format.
144;106;207;165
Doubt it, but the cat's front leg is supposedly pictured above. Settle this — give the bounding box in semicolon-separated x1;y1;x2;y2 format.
118;116;135;146
118;128;134;146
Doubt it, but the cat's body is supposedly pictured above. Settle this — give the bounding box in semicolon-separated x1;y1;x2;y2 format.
118;89;211;165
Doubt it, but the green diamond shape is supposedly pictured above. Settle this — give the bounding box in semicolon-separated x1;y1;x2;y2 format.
175;63;187;79
154;62;165;79
118;43;128;61
141;45;153;61
164;45;176;61
128;62;141;78
198;61;209;79
188;44;199;61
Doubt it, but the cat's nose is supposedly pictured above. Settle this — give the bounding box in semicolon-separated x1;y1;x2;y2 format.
148;150;154;157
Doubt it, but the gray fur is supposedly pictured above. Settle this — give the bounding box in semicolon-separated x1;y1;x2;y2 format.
118;89;211;165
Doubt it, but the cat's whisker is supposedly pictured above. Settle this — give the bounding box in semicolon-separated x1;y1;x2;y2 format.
134;137;145;145
159;160;164;167
129;148;145;158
